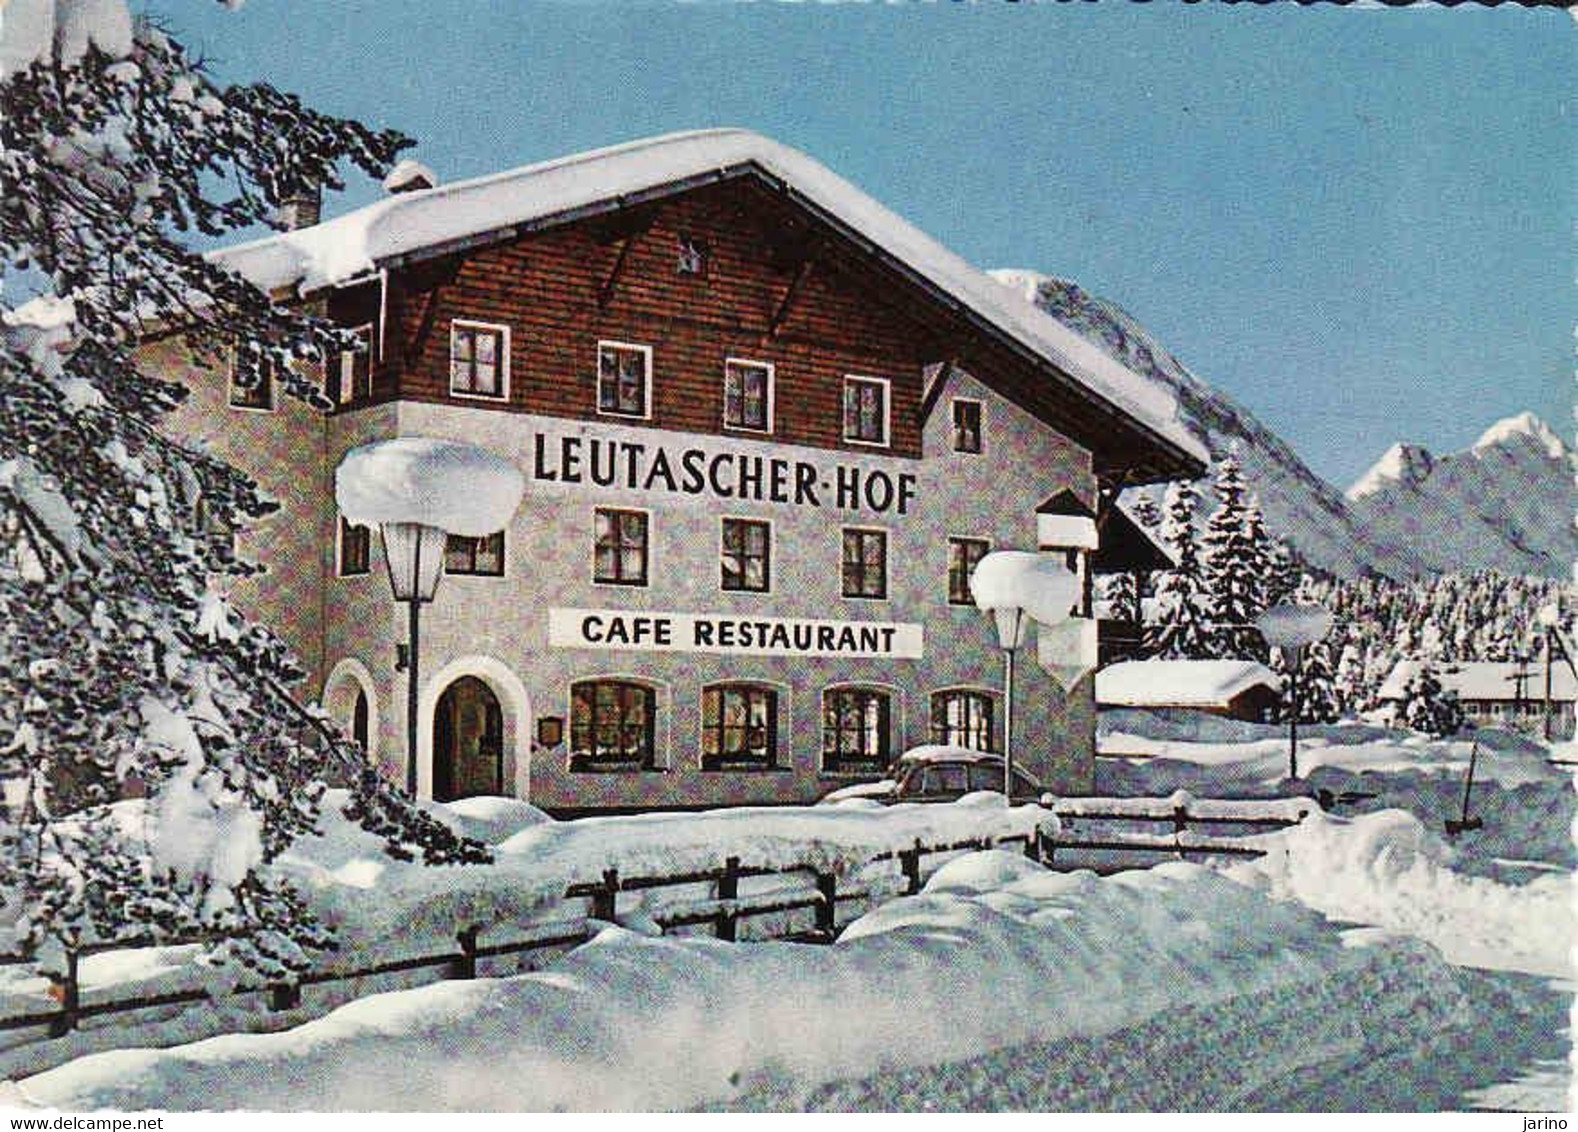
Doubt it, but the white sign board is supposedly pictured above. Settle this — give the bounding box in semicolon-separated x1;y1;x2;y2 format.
549;608;924;659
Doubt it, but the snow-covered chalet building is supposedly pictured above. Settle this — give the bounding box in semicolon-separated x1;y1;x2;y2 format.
138;130;1206;814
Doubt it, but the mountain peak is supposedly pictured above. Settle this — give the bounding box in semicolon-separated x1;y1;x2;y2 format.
1472;411;1567;460
989;268;1059;307
1346;442;1435;501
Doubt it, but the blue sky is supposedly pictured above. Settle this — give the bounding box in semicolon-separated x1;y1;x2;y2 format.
161;0;1572;489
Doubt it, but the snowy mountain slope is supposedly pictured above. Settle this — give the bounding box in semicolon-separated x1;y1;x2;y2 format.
1346;443;1435;502
990;270;1424;578
1344;411;1576;578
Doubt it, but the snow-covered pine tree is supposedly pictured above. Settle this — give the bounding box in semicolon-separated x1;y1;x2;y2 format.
1146;478;1212;658
1129;491;1161;530
1275;641;1340;724
1199;455;1264;659
1398;661;1466;738
1096;571;1139;626
0;1;486;977
1333;640;1366;717
1261;534;1301;611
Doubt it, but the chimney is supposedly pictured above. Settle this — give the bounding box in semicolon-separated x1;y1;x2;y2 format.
383;159;438;195
277;185;322;231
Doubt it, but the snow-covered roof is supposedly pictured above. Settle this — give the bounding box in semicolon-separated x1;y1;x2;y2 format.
1379;659;1577;703
1096;660;1281;709
208;129;1205;468
895;744;1004;765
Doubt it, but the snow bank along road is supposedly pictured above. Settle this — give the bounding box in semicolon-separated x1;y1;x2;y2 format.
14;849;1540;1112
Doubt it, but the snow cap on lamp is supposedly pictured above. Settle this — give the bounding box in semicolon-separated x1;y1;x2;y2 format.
1254;602;1333;650
969;551;1081;648
335;437;525;538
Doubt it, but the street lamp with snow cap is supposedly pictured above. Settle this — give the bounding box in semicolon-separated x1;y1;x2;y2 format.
969;551;1082;806
335;438;525;797
1254;601;1334;780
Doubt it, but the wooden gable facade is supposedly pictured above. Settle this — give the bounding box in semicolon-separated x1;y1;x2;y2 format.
320;169;1201;486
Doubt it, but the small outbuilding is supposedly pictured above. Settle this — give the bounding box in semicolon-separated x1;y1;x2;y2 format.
1380;659;1576;740
1095;659;1281;722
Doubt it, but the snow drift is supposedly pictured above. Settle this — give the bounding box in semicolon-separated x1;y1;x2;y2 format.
1229;809;1573;979
17;854;1468;1111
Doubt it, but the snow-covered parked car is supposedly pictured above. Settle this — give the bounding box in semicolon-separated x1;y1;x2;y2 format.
820;745;1043;805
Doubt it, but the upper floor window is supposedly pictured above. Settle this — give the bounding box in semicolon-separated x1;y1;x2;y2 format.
723;359;773;433
677;233;709;276
594;507;649;586
822;686;892;774
930;689;994;751
842;527;888;600
449;320;508;400
337;323;374;405
952;399;982;454
701;684;778;771
229;347;273;411
597;341;652;419
338;516;370;577
721;517;770;593
444;531;504;577
948;537;990;605
570;679;657;771
842;376;890;446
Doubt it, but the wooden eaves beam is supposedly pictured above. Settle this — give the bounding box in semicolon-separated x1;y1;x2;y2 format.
595;205;661;309
769;254;815;337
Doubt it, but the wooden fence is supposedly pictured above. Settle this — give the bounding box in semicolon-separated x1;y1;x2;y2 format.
0;829;1041;1043
1043;795;1312;867
0;795;1309;1050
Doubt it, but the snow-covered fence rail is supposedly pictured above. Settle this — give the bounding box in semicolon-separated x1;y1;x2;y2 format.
0;828;1038;1047
1043;792;1312;868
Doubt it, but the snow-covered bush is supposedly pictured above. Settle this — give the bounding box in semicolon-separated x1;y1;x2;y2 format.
0;0;485;977
1397;662;1466;738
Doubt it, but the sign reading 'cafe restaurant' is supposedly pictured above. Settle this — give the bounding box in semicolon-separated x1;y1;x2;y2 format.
548;608;926;659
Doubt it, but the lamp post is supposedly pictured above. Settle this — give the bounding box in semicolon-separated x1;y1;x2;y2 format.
970;551;1081;806
1536;604;1576;742
378;521;448;795
1254;602;1333;780
336;438;525;799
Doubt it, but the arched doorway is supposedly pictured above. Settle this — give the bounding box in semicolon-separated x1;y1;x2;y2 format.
351;689;370;755
433;676;503;802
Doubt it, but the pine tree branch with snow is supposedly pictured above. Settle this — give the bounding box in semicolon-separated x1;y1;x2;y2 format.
0;0;486;976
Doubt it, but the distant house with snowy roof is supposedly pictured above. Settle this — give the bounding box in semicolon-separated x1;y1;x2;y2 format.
1096;660;1281;722
141;128;1205;813
1380;658;1575;740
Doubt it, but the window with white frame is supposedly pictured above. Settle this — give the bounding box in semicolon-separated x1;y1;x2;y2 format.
594;508;649;586
229;344;274;411
449;321;508;399
701;684;778;770
721;518;770;593
569;680;657;771
822;687;892;773
444;531;504;577
930;689;994;751
597;341;651;418
948;537;990;605
338;517;370;577
952;399;983;454
842;528;887;600
723;359;772;432
337;323;374;405
842;376;889;446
